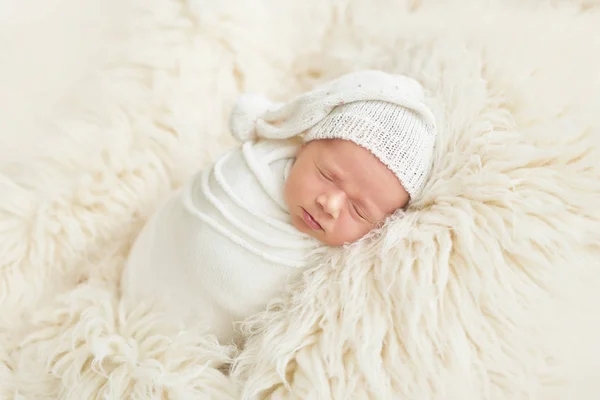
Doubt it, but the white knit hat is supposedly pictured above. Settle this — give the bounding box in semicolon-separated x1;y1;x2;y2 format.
304;100;434;198
229;70;437;199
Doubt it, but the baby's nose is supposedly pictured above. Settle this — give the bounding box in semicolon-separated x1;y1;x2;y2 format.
318;191;345;219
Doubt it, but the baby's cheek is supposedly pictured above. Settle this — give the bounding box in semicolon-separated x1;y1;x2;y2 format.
300;175;318;199
334;216;360;243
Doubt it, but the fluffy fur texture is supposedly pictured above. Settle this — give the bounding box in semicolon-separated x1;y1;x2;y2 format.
1;0;600;398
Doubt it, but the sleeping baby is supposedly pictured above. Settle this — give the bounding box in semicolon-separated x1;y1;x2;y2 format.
121;70;437;344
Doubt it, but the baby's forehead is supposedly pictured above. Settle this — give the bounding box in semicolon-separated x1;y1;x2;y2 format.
306;138;409;207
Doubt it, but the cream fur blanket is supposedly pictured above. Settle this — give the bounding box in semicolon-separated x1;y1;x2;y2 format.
1;0;600;398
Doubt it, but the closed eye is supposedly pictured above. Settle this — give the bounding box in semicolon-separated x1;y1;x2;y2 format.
352;203;367;221
318;168;333;181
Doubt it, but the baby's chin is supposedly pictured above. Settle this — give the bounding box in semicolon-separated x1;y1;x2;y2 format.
305;230;340;246
291;213;329;244
289;208;364;246
291;214;319;238
295;221;352;247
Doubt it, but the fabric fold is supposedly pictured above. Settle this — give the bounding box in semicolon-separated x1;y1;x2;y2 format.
122;139;320;344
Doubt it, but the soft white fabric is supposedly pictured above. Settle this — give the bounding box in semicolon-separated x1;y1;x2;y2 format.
229;70;437;198
2;0;600;399
122;138;320;344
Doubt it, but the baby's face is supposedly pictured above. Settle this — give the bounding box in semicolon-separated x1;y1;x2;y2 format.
284;139;409;246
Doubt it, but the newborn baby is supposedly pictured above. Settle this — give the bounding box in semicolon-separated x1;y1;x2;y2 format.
121;70;436;344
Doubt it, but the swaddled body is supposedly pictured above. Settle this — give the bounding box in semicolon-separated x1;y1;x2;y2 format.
122;70;437;344
122;139;320;343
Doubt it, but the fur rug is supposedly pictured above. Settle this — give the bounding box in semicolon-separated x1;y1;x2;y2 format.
1;0;599;398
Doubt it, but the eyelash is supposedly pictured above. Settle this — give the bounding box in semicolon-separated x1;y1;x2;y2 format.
319;169;332;181
352;204;367;221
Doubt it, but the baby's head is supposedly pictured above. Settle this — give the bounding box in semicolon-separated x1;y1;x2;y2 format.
229;70;437;245
284;100;435;246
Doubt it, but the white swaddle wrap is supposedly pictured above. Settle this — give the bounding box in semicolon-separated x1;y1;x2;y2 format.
121;139;320;343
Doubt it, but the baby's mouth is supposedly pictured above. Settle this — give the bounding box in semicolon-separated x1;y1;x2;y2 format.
302;208;323;231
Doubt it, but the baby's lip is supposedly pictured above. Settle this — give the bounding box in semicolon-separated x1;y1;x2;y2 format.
302;208;323;231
